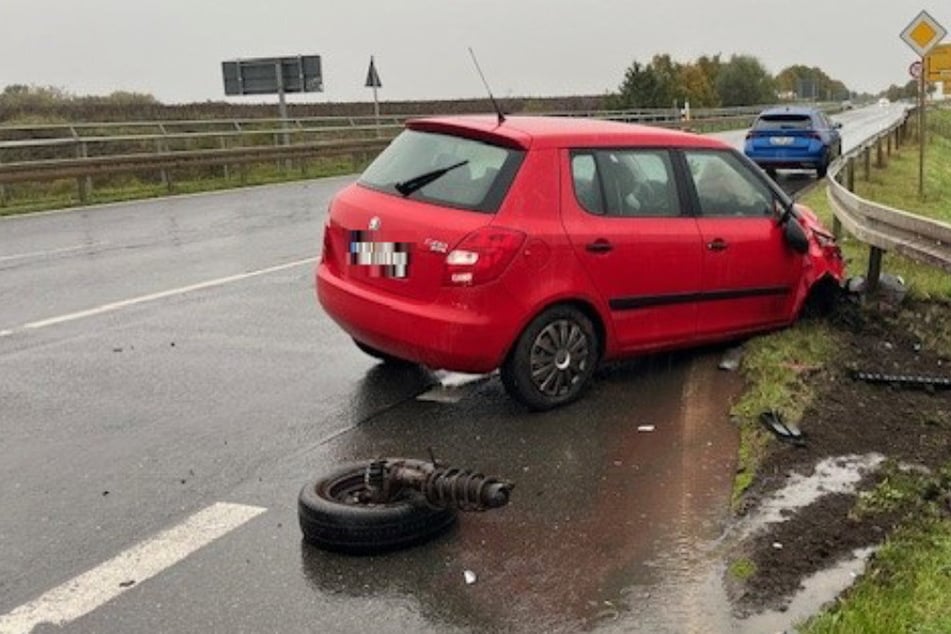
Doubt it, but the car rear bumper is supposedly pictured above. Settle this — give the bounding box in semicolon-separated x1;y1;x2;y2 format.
746;147;827;169
316;263;519;373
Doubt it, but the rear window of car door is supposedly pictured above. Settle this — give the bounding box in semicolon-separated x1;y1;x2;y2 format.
570;149;680;217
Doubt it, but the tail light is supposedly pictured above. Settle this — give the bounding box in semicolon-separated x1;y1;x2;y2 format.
807;131;822;140
443;227;526;286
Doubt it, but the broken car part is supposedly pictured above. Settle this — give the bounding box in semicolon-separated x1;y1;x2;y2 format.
851;371;951;391
759;410;806;446
298;457;514;554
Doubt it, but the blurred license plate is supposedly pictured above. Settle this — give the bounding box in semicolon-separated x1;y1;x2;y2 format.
770;136;794;146
349;232;410;278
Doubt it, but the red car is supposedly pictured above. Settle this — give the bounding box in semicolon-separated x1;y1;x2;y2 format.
317;116;844;410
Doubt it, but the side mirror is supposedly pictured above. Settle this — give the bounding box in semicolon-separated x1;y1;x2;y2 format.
783;217;810;254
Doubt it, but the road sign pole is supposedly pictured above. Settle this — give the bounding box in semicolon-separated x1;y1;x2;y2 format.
920;55;926;198
373;82;380;138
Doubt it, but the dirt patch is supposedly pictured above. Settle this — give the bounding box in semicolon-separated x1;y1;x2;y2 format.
731;297;951;614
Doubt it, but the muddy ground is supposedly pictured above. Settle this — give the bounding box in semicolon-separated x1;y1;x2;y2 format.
729;295;951;615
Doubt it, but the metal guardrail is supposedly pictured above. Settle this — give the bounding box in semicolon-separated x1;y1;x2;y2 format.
826;108;951;289
0;102;840;207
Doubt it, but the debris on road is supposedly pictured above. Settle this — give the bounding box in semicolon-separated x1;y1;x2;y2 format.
637;425;656;433
719;345;745;372
299;456;514;554
851;371;951;391
759;410;806;446
464;570;477;585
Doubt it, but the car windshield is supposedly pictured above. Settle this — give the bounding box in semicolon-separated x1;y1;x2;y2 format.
753;115;813;131
359;129;524;213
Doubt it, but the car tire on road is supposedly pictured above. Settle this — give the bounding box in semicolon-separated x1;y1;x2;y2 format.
353;338;414;365
501;305;600;411
298;459;456;554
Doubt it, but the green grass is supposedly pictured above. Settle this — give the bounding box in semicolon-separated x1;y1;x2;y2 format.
728;557;757;581
729;320;839;505
801;518;951;634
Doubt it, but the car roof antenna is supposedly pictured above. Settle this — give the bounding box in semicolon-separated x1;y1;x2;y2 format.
468;47;506;126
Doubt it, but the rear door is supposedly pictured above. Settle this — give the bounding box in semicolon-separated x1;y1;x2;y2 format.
679;149;803;337
560;148;703;351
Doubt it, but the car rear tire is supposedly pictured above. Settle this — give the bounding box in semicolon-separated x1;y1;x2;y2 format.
298;459;456;554
501;305;600;411
816;161;828;179
353;339;414;365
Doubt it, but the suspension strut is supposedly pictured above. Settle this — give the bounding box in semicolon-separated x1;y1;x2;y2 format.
363;458;513;511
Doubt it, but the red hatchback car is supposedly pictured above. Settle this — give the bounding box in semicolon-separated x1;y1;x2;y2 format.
317;116;844;410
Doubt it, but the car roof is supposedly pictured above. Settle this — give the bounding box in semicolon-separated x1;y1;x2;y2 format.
757;106;821;118
406;115;728;151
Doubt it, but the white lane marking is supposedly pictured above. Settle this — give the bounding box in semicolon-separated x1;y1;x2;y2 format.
0;502;266;634
0;244;102;263
0;330;12;338
14;257;316;332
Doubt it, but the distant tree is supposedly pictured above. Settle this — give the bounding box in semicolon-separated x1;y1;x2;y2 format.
614;60;665;108
696;54;723;89
716;55;776;106
614;54;720;109
97;91;160;106
678;63;719;107
775;65;851;101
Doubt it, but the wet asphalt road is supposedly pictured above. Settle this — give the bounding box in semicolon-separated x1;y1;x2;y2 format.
0;106;907;633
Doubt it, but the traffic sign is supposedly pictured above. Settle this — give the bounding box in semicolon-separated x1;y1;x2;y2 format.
901;10;947;57
910;60;923;78
926;43;951;81
365;57;382;88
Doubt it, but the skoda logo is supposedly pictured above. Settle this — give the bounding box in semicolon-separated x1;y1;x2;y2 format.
368;216;381;231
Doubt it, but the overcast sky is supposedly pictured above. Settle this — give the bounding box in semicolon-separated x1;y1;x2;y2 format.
1;1;945;105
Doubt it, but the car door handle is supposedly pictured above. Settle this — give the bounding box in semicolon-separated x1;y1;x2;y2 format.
586;239;613;254
707;238;728;252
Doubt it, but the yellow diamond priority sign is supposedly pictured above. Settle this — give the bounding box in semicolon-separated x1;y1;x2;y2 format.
902;10;947;57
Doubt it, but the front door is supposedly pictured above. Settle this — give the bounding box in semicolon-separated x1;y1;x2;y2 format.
680;149;803;338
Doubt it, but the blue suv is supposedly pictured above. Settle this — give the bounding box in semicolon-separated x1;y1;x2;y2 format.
744;106;843;178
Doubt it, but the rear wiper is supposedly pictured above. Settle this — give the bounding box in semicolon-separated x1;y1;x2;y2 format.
395;160;469;197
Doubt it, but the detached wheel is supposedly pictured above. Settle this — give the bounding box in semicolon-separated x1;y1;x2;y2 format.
298;460;456;555
501;305;600;411
353;338;414;365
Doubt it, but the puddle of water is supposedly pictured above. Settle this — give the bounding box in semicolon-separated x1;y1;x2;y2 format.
738;453;885;537
736;547;875;634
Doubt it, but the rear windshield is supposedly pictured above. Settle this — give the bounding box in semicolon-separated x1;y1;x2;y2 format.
753;115;814;130
358;129;525;213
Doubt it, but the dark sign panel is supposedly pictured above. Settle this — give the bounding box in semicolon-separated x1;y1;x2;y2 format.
222;56;322;96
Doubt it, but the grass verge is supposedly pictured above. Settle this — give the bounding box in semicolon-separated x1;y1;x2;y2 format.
730;113;951;628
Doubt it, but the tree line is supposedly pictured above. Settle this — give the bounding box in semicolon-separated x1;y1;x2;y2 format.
607;54;855;109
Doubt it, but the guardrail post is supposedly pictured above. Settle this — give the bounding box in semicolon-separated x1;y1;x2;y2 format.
876;138;885;169
75;139;90;204
0;153;6;207
863;147;871;181
867;247;883;292
157;124;170;191
220;136;230;180
886;132;893;158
